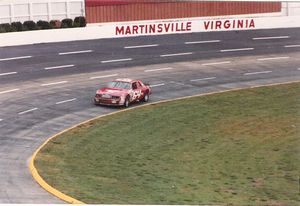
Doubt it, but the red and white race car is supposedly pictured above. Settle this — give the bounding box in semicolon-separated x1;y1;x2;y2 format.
94;78;151;107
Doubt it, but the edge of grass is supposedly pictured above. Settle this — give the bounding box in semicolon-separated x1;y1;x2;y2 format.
29;80;300;204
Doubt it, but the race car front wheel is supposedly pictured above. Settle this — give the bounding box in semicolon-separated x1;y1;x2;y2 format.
124;96;130;108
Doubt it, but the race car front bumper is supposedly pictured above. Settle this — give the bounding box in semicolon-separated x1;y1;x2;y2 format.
94;97;124;106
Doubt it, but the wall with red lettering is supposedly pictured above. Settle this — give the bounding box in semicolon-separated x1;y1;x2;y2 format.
85;1;281;23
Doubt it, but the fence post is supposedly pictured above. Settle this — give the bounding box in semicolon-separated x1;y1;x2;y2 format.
48;2;51;21
29;2;33;21
10;3;14;23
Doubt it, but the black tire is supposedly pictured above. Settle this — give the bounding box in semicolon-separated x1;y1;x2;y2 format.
124;96;130;108
93;98;99;105
143;92;149;102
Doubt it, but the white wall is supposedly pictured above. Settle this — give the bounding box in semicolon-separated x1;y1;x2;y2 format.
282;2;300;16
1;14;300;47
0;0;84;23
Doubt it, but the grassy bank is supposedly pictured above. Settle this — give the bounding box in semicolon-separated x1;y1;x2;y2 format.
35;83;300;205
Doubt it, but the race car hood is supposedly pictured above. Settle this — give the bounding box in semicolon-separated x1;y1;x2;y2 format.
96;87;128;96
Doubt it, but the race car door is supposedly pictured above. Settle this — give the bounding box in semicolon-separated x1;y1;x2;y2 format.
132;81;142;101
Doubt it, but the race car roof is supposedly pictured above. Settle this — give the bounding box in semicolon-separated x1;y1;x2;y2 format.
115;78;135;83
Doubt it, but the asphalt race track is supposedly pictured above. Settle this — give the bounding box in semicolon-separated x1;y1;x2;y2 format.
0;28;299;203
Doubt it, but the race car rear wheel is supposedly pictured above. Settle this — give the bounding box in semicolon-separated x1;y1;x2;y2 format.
143;93;149;102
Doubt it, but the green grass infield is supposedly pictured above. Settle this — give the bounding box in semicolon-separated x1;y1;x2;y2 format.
35;82;300;205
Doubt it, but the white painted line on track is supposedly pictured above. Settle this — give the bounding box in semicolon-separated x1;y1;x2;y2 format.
257;56;290;61
190;77;216;82
160;52;193;57
0;56;32;61
202;61;231;66
44;64;75;70
220;48;254;52
298;68;300;71
18;108;38;115
244;71;272;76
0;72;18;76
59;50;93;55
185;40;221;44
284;45;300;48
89;74;119;80
101;58;132;63
150;83;165;88
41;81;68;87
253;36;290;40
0;88;19;94
124;44;158;49
145;67;174;72
170;81;185;86
0;119;3;122
56;98;77;105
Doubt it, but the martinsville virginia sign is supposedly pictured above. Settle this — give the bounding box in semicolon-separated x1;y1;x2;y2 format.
115;18;256;36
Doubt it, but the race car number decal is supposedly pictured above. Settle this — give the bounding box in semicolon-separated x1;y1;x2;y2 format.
132;89;142;100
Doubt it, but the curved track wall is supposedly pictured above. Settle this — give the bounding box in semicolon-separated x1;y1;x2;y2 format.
85;1;281;23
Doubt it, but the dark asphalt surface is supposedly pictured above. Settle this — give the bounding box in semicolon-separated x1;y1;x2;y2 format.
0;28;299;203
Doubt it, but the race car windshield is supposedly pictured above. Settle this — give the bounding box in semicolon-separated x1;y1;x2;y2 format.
108;81;131;89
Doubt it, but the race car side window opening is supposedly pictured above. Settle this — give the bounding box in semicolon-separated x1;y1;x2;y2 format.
132;82;138;90
108;81;131;89
137;81;142;88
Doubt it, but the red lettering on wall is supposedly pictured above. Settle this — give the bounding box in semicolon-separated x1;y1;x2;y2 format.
176;23;180;31
116;26;124;35
203;18;255;31
132;25;138;34
157;24;163;32
186;22;192;31
164;23;171;32
140;25;145;33
249;19;255;28
204;21;210;30
215;21;222;29
125;26;131;35
224;20;230;29
149;24;155;33
237;20;243;28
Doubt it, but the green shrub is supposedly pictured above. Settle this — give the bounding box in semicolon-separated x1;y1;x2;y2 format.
0;17;87;33
4;23;12;32
73;16;86;27
50;20;61;29
11;22;23;31
23;20;37;30
61;18;73;28
0;23;14;32
37;20;51;29
0;24;6;33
